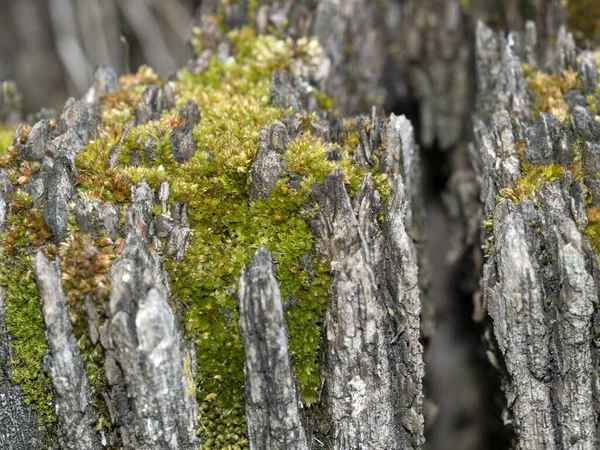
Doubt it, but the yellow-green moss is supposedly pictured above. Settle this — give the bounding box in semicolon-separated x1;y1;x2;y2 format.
1;257;56;425
77;26;390;448
0;125;12;156
585;207;600;256
0;197;57;426
523;63;580;122
504;63;600;268
500;163;565;204
1;24;392;449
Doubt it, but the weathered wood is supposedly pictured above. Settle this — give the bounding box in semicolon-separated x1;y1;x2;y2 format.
237;247;308;450
106;232;199;449
473;21;600;449
34;253;101;450
311;169;425;449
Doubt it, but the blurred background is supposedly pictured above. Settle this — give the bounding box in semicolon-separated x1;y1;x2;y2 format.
0;0;203;114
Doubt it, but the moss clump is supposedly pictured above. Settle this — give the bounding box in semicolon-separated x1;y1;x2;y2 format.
500;163;565;204
76;137;132;204
1;257;56;424
585;208;600;256
77;25;390;448
0;125;18;168
523;64;580;122
0;125;12;155
1;23;392;449
0;194;57;425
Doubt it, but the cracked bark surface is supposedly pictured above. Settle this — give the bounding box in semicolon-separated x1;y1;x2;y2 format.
238;247;308;450
309;170;424;450
106;232;199;450
473;21;600;450
34;253;101;450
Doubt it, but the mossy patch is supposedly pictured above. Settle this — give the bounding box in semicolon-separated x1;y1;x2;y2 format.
500;163;565;204
0;125;12;155
585;207;600;256
523;64;580;122
1;23;392;448
0;194;57;426
72;26;390;448
1;257;56;425
505;65;600;269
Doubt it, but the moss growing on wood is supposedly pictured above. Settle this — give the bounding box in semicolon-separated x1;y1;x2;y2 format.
584;207;600;256
0;193;57;426
502;63;600;269
0;20;393;448
0;126;12;156
523;63;580;121
500;163;565;204
58;233;118;432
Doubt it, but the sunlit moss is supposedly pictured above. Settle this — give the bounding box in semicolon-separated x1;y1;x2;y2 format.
1;257;56;424
93;27;387;448
523;64;579;122
0;125;13;154
585;207;600;256
0;125;17;168
500;163;565;204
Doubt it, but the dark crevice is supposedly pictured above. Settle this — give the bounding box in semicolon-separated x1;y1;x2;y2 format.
387;98;511;450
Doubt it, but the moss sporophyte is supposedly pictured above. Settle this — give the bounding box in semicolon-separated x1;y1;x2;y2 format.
0;26;391;448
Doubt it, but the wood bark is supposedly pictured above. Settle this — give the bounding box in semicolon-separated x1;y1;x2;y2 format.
472;21;600;449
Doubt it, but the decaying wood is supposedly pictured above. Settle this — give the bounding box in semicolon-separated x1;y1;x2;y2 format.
35;253;101;450
311;170;424;449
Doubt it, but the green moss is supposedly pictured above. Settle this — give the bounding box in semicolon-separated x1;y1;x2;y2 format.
78;27;389;448
0;204;56;426
585;208;600;257
483;215;494;231
522;63;580;121
247;0;259;22
1;24;392;449
500;163;565;204
0;125;13;155
1;258;55;424
506;65;600;267
315;90;335;111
